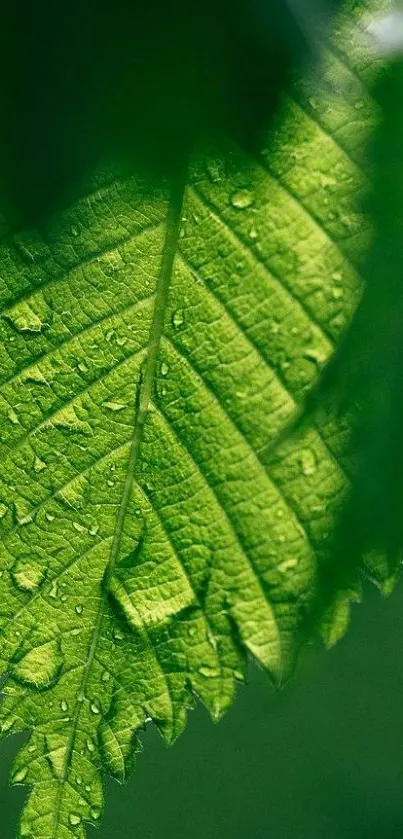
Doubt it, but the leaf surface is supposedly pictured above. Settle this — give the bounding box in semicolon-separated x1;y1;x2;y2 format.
0;4;391;836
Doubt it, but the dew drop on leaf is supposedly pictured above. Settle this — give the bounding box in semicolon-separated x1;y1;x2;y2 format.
90;699;101;715
72;521;87;533
60;699;68;712
172;309;184;329
160;361;169;376
90;805;101;821
11;766;28;785
11;558;46;593
300;449;317;476
69;813;81;826
103;401;127;412
7;408;20;425
49;580;59;599
75;604;83;614
230;189;254;209
198;665;220;678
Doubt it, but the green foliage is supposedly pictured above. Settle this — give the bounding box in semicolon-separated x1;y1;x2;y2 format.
0;2;398;838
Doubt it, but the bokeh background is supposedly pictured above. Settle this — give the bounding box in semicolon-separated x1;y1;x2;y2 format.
2;581;403;838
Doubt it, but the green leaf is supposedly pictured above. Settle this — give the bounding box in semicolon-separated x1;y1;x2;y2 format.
0;3;393;837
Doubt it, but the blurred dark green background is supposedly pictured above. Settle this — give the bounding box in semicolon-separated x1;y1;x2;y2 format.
2;583;403;838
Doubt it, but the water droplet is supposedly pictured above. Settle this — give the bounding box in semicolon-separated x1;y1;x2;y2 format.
112;628;125;642
11;558;46;593
71;225;80;237
230;190;254;210
7;408;20;425
102;670;111;682
103;401;127;412
331;286;344;300
234;669;245;682
60;699;68;712
69;813;81;826
90;699;101;715
45;511;55;522
188;626;197;637
279;558;298;573
198;665;220;678
248;226;258;240
160;362;169;377
90;805;101;821
49;580;59;599
75;604;83;615
72;521;87;533
172;309;184;329
77;361;88;374
86;737;95;753
11;766;28;784
300;449;317;476
13;639;63;690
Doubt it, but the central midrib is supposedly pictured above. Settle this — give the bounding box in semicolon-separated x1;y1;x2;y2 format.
51;170;186;837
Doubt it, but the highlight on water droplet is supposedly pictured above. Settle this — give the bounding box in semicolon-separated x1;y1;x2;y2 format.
198;665;221;679
7;408;20;425
11;766;28;785
69;813;82;826
103;401;127;412
300;449;317;476
230;189;254;210
160;361;169;377
75;604;83;615
172;309;184;329
11;557;46;593
90;699;101;715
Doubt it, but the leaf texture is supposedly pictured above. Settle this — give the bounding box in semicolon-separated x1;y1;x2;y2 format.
0;3;392;836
